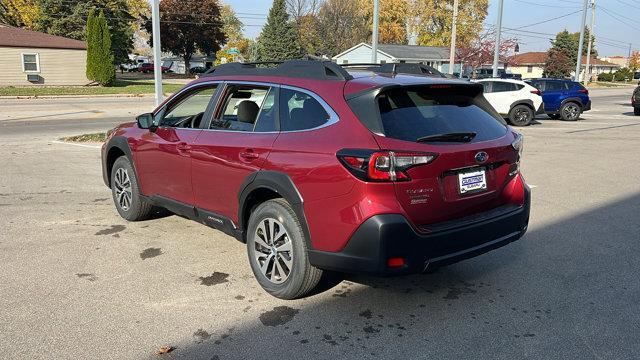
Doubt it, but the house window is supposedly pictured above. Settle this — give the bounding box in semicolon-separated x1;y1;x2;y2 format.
380;60;386;64
342;59;348;64
527;65;533;73
22;53;40;72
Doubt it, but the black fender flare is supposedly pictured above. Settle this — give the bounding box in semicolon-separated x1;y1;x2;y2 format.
102;136;136;187
509;99;535;113
560;97;584;108
237;171;312;247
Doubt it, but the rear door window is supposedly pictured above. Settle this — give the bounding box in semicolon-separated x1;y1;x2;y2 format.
279;88;331;131
211;85;277;132
491;81;517;92
545;81;566;91
374;87;507;143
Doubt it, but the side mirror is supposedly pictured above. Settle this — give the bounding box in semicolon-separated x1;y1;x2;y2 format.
136;113;156;131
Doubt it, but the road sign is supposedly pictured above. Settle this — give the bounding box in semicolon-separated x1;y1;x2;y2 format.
227;47;240;55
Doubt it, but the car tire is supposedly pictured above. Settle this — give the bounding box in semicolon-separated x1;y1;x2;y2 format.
548;114;561;120
560;102;581;121
110;156;154;221
246;198;322;300
634;107;640;116
508;104;534;126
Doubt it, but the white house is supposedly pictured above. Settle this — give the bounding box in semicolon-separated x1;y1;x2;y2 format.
332;42;454;73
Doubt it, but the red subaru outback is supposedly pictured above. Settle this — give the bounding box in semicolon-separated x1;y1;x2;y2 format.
102;61;530;299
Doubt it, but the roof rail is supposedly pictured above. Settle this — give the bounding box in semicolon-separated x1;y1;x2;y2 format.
204;60;353;81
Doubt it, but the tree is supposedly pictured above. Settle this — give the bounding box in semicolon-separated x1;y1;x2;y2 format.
570;27;597;57
35;0;134;64
86;8;97;81
457;29;518;75
86;10;115;86
0;0;42;28
315;0;368;56
286;0;319;20
256;0;300;61
628;51;639;71
144;0;226;71
215;38;252;64
221;4;244;43
361;0;408;44
544;48;573;78
410;0;488;48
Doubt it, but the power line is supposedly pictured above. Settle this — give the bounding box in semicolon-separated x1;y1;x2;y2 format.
507;9;584;31
512;0;581;8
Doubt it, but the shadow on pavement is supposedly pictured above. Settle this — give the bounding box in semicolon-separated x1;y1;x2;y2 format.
148;194;640;360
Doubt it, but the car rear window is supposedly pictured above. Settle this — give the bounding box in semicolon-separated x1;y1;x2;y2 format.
349;85;507;143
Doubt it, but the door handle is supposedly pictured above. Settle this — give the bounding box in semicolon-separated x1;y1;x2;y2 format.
240;149;259;160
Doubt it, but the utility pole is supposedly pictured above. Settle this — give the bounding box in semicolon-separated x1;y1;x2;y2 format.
151;0;163;107
492;0;504;77
371;0;380;63
448;0;459;75
575;0;589;82
584;0;595;85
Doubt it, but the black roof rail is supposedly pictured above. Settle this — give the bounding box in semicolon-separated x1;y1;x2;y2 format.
203;60;353;81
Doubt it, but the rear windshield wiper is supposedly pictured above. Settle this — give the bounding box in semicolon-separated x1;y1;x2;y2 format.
416;132;477;143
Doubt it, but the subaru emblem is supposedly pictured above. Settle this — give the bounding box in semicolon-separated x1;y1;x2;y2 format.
475;151;489;163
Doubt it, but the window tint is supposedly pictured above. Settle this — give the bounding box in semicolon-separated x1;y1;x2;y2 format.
161;85;217;128
480;82;492;93
211;85;276;132
279;88;330;131
491;81;516;92
376;88;507;143
545;81;566;91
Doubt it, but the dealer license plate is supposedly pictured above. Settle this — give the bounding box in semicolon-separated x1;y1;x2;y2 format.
458;169;487;194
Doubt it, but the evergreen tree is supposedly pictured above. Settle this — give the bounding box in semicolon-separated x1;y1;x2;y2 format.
545;30;577;78
257;0;300;61
88;11;115;86
86;8;97;80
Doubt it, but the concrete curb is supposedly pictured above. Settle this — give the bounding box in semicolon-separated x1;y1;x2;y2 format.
0;93;175;100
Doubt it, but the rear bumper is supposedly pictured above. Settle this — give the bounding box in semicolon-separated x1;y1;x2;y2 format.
308;184;531;275
583;100;591;111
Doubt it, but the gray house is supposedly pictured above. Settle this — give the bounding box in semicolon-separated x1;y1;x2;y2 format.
332;42;454;72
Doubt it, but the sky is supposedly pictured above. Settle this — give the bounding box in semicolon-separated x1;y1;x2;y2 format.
224;0;640;57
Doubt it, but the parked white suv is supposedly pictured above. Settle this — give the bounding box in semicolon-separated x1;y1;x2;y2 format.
475;79;543;126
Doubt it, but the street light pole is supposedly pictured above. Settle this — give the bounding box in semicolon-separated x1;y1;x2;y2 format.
584;0;595;85
151;0;163;107
448;0;459;75
371;0;380;63
575;0;589;82
492;0;504;77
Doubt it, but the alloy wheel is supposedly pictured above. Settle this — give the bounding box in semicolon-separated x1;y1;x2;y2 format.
514;108;531;124
563;104;580;120
114;168;132;211
253;218;293;284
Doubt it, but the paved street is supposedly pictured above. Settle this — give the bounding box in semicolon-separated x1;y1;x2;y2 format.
1;88;639;359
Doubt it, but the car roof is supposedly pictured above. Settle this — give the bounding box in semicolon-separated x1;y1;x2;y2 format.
528;78;575;82
474;78;528;85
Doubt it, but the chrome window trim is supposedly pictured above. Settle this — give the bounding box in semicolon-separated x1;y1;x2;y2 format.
202;80;340;134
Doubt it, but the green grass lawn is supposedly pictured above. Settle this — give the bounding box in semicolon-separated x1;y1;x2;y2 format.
0;79;183;96
60;132;108;142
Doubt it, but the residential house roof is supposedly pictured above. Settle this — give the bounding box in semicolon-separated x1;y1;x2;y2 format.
0;25;87;50
509;51;619;67
333;42;450;61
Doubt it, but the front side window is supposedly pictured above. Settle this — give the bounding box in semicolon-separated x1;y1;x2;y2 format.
22;53;39;72
161;85;217;128
279;88;330;131
211;85;277;132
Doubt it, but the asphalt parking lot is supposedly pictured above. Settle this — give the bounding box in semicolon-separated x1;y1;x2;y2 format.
1;88;639;359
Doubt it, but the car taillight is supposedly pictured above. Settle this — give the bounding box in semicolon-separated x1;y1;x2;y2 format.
578;89;589;94
511;132;524;158
337;149;437;182
530;89;541;95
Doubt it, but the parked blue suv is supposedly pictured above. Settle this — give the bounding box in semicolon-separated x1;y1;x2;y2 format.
526;79;591;121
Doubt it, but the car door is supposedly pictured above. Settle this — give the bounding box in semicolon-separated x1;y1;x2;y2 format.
541;80;565;111
134;83;219;206
190;83;279;222
483;81;516;115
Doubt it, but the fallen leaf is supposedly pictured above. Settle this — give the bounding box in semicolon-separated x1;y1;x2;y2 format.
156;346;174;355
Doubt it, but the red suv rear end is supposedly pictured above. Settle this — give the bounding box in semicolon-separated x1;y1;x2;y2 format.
102;61;530;299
